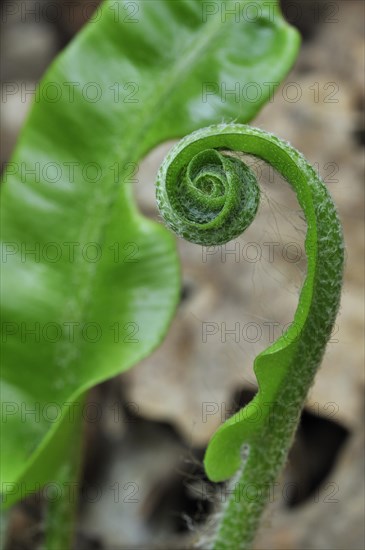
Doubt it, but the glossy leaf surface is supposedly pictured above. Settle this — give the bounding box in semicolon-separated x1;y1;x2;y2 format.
0;0;299;505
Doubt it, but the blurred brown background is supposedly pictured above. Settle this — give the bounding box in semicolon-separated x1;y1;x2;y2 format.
1;1;364;549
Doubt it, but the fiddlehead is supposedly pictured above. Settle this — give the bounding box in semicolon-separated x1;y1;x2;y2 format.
156;124;344;549
156;147;260;246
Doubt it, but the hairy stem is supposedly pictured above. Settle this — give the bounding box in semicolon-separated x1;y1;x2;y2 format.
156;124;344;549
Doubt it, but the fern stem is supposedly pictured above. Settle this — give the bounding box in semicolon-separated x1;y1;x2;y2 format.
156;123;344;548
43;393;86;550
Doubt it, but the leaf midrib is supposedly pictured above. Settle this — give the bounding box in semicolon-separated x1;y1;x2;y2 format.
53;1;238;385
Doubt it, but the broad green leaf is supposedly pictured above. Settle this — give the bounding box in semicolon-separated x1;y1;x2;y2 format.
0;0;299;506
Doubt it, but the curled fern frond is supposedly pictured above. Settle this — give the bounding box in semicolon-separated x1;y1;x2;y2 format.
156;124;344;549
